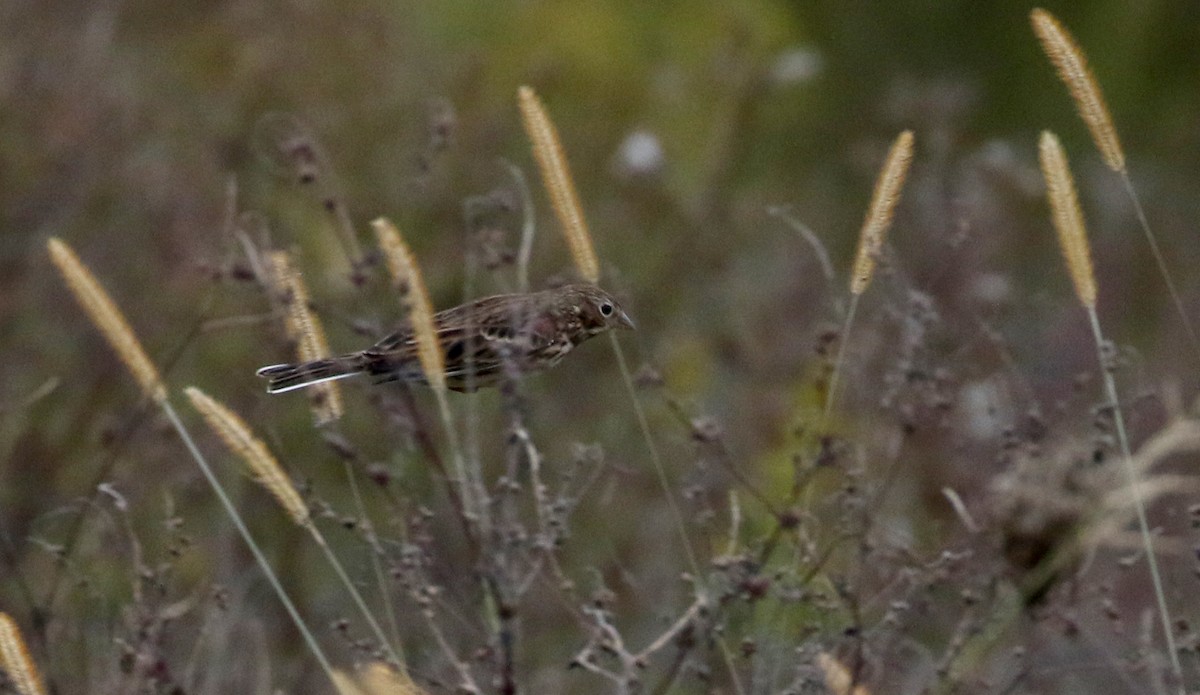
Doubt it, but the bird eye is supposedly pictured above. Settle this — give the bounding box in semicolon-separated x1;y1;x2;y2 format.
599;301;614;316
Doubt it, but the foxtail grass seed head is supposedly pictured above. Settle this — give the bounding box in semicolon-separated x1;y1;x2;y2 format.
0;613;47;695
356;662;425;695
1030;8;1125;171
46;238;167;403
267;250;343;423
330;671;367;695
1039;131;1098;308
850;130;914;295
371;218;446;392
517;85;600;284
185;387;311;526
817;652;869;695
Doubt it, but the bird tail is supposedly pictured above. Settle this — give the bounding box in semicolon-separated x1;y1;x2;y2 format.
256;354;368;393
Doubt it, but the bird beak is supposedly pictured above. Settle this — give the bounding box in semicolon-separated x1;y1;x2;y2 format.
617;310;636;330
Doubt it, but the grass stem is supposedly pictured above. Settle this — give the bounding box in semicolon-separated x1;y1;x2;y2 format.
161;401;341;690
1117;171;1200;367
1084;306;1183;690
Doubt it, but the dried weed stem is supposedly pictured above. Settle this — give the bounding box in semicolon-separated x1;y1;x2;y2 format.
828;131;915;417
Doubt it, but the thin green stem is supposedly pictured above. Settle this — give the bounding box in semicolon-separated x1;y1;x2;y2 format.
432;387;510;687
161;402;339;689
337;459;404;668
432;389;483;537
307;524;404;669
1085;307;1183;690
608;334;746;695
824;293;861;420
796;292;862;515
1118;171;1200;368
608;333;699;577
504;161;537;295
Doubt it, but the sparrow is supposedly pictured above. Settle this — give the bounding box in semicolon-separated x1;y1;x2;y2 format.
257;284;634;393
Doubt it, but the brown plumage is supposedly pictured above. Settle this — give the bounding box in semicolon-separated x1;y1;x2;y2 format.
257;284;634;393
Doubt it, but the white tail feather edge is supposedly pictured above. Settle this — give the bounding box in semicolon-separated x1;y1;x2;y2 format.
264;370;362;394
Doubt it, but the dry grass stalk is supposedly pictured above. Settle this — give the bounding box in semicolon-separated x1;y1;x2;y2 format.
371;218;445;392
1038;131;1097;308
184;387;310;526
1034;8;1200;371
0;613;47;695
517;85;600;284
816;652;869;695
188;383;407;667
266;250;343;423
850;130;914;295
1040;129;1182;686
46;238;167;403
1030;8;1125;171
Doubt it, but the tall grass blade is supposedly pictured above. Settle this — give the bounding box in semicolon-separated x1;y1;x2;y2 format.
1039;130;1183;690
1031;8;1200;364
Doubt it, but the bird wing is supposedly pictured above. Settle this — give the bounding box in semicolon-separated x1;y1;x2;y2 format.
364;293;545;375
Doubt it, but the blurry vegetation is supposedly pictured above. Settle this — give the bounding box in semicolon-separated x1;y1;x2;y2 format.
3;1;1200;693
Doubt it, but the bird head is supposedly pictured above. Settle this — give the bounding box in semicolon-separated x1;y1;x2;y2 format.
565;284;636;334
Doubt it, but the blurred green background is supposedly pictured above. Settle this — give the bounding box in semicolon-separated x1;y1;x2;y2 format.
3;1;1200;692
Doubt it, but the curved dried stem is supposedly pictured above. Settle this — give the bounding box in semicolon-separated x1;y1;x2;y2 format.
372;218;478;532
1082;307;1183;691
829;131;914;416
160;398;341;688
